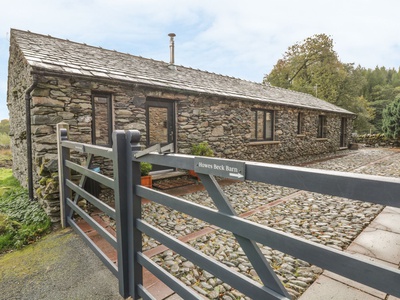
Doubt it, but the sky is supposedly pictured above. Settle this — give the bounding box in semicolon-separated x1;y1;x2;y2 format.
0;0;399;121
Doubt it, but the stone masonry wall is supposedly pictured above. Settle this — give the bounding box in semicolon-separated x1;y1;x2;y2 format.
177;95;352;163
8;66;352;221
29;76;151;221
7;36;33;188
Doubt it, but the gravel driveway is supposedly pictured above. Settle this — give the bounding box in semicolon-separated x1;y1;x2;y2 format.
143;148;400;299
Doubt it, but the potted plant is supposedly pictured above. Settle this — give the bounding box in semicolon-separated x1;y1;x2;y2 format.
189;142;214;179
140;162;153;188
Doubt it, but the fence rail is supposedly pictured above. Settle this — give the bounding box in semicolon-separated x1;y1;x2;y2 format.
57;128;400;299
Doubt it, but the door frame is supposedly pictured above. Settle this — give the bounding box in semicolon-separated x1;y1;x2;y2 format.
145;98;177;172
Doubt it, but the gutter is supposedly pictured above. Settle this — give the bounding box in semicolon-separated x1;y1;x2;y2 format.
25;75;38;201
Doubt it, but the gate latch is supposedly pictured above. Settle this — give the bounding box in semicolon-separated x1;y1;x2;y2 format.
134;143;174;158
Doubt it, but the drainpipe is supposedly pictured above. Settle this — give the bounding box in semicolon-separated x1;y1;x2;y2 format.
25;75;38;201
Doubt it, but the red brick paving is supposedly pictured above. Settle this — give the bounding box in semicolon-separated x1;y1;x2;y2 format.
153;179;195;190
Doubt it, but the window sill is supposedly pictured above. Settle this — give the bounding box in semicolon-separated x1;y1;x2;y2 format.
249;141;281;146
316;138;328;141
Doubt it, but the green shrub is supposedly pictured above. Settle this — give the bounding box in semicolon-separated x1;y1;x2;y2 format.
0;132;10;147
140;162;152;176
0;172;51;253
0;119;9;135
191;142;214;157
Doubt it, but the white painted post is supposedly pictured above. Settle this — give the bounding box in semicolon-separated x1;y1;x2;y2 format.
56;122;69;228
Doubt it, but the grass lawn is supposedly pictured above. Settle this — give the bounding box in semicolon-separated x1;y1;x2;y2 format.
0;169;19;196
0;168;51;253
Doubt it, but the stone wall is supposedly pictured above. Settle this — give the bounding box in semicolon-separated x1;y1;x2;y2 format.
148;106;169;144
176;96;352;162
8;61;352;221
28;76;150;221
7;37;33;188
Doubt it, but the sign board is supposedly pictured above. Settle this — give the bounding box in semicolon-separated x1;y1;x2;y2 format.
194;157;245;181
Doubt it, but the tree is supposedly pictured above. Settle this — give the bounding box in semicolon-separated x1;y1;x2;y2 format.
265;34;343;104
265;34;373;133
359;67;400;131
352;96;375;133
382;95;400;139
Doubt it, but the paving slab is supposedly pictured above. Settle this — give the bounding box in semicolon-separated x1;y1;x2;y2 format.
370;206;400;234
385;206;400;214
346;227;400;264
322;250;400;300
322;270;386;299
299;275;381;300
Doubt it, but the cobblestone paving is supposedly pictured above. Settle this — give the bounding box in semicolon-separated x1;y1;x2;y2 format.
303;148;395;172
143;148;400;299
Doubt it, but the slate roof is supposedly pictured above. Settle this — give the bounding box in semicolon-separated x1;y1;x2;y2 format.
11;29;353;115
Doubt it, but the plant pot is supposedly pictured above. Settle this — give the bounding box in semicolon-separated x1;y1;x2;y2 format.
141;175;152;188
188;170;200;181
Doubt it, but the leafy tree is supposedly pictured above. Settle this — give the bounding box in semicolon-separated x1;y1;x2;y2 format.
352;96;375;133
265;34;344;103
382;95;400;139
360;67;400;131
265;34;374;133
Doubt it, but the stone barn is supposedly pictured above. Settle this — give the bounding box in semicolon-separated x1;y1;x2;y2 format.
7;29;354;221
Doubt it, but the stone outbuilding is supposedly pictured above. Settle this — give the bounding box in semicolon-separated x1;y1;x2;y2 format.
7;29;354;221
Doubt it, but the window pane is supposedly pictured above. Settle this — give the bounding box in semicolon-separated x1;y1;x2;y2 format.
257;111;264;140
93;96;110;145
265;111;272;140
318;115;326;138
149;107;168;145
298;113;303;134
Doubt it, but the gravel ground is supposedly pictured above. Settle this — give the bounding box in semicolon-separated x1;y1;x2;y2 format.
140;148;400;299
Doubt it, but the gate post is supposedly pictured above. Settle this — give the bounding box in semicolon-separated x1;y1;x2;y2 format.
126;130;143;299
112;130;132;298
57;123;70;228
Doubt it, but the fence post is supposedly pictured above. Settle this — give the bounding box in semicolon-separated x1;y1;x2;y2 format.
126;130;143;298
112;130;131;298
57;123;70;228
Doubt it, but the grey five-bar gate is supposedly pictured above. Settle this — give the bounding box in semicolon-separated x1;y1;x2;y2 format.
57;128;400;299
